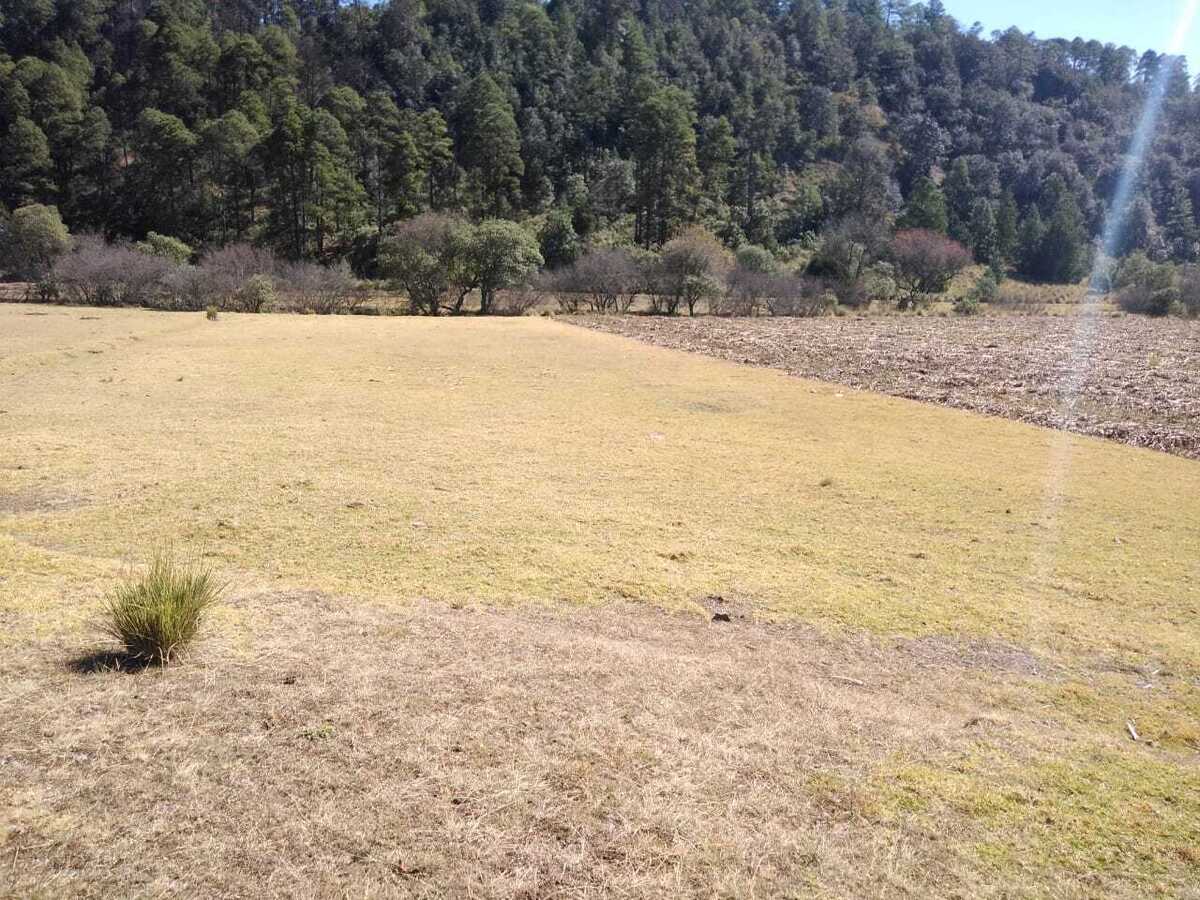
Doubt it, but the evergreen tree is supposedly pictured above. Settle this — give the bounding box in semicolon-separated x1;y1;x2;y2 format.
995;192;1019;264
3;0;1200;272
898;177;948;233
0;117;54;206
1039;175;1088;283
942;158;973;245
454;74;524;217
630;86;701;247
1163;183;1198;262
967;198;999;267
1015;207;1046;281
538;208;581;269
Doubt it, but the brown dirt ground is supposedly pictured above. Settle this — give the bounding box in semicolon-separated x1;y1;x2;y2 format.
573;313;1200;459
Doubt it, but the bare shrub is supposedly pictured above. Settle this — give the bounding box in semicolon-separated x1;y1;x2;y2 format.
647;228;732;316
200;244;278;309
766;274;837;317
890;229;972;309
554;247;642;314
52;235;176;308
164;265;216;311
492;279;546;316
1179;265;1200;317
714;267;772;316
546;273;585;314
716;246;781;316
278;261;363;314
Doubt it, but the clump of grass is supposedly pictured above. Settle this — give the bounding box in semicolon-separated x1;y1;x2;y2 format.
101;552;223;665
205;305;219;321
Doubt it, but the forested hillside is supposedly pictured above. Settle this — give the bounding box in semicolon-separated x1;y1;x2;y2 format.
2;0;1199;276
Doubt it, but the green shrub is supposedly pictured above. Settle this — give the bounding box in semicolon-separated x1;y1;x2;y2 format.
969;270;1000;304
101;552;223;665
135;231;193;265
1114;253;1178;316
235;273;276;313
952;295;981;315
206;305;219;321
0;204;71;280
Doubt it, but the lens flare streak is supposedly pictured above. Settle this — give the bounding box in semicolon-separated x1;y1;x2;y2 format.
1031;0;1198;590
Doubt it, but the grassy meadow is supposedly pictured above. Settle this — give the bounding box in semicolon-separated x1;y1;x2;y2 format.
2;303;1198;897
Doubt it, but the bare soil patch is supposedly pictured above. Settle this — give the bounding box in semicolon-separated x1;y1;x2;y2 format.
0;490;86;516
574;314;1200;459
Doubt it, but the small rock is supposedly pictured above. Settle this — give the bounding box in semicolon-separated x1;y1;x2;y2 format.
712;612;732;623
346;501;366;509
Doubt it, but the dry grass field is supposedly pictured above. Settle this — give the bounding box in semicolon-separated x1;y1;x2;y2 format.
2;303;1199;897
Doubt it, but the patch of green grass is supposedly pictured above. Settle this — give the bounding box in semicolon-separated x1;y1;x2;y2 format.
874;747;1200;893
101;551;223;665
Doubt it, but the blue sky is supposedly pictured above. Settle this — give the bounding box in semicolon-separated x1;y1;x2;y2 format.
943;1;1200;67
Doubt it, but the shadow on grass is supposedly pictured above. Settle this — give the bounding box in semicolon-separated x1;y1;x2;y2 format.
68;650;157;674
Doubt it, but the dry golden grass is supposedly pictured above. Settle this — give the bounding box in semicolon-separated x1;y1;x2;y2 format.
5;595;1198;898
1;303;1198;897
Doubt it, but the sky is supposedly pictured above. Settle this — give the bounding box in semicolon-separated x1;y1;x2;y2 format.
943;0;1200;66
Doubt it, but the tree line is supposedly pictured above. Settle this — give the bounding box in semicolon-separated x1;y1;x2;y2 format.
2;0;1200;287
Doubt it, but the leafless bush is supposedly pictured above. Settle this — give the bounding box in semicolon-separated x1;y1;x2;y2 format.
766;274;838;317
1179;265;1200;317
889;229;972;309
164;265;217;311
278;261;364;314
491;280;545;316
200;244;278;309
713;267;772;316
553;283;585;314
554;247;642;314
52;235;176;308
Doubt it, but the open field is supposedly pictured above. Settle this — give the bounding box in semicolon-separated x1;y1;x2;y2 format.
576;313;1200;459
2;303;1199;897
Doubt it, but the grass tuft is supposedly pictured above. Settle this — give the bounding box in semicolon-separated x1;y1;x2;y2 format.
101;551;223;665
205;305;219;321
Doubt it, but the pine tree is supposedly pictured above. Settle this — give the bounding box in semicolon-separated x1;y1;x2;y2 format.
630;85;701;247
995;192;1019;263
417;110;455;210
1015;207;1046;280
0;117;54;206
1039;175;1088;283
968;198;999;267
454;74;524;217
898;176;948;233
1163;182;1198;262
942;158;973;245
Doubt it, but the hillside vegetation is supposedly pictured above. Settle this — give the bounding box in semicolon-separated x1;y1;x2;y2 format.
3;0;1200;279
